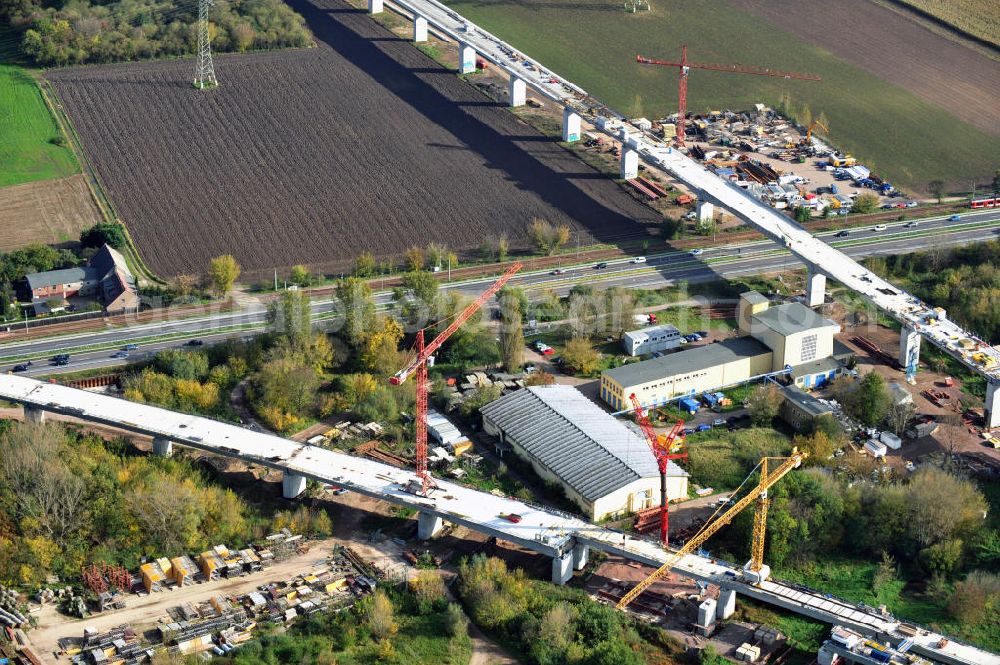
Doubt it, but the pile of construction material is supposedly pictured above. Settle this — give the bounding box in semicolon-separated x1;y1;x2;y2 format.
0;586;28;628
440;370;526;412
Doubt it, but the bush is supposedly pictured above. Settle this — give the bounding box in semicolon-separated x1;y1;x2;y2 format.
80;222;126;249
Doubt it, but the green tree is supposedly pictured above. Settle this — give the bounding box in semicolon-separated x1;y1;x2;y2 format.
528;218;571;255
928;179;945;203
354;251;376;278
851;192;880;214
854;371;890;427
80;222;126;249
499;289;525;372
400;270;439;308
154;348;209;381
290;264;311;286
793;206;812;223
561;336;600;375
746;384;782;426
335;277;376;348
444;602;469;637
362;589;397;640
904;467;986;548
661;217;683;240
207;254;240;297
268;290;313;352
405;246;425;271
605;286;637;338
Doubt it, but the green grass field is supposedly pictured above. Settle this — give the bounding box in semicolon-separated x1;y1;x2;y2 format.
896;0;1000;48
0;62;79;187
444;0;1000;192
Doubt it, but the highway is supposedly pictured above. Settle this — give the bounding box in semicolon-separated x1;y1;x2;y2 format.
4;211;998;376
1;373;995;665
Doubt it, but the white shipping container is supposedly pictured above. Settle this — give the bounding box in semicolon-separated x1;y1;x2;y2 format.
865;439;887;458
879;431;902;450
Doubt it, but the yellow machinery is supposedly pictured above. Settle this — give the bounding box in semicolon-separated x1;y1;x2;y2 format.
616;449;808;609
803;119;828;144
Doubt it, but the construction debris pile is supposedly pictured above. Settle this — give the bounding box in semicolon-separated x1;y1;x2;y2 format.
57;547;376;665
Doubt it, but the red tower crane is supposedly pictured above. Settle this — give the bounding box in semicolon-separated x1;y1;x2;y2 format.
636;46;822;147
630;393;686;546
390;262;523;495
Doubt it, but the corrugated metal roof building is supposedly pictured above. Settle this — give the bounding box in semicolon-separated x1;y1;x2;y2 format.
480;385;687;520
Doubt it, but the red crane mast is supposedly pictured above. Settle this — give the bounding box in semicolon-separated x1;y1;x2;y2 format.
636;46;822;147
630;393;686;546
390;262;523;494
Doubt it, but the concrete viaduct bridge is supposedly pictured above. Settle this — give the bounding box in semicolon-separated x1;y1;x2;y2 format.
1;375;996;665
367;0;1000;427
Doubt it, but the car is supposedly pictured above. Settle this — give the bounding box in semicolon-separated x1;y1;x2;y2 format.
696;331;709;337
712;418;726;427
111;351;129;359
683;428;696;436
51;353;70;364
949;214;961;222
838;209;850;216
695;424;712;432
539;347;554;356
12;362;31;372
881;203;894;210
835;230;849;238
523;364;537;374
329;486;350;496
683;334;699;342
594;262;608;269
631;256;646;264
895;203;907;209
906;201;919;208
185;339;204;346
873;224;887;231
550;268;565;275
678;338;689;344
688;249;704;256
124;343;139;350
501;513;523;523
54;357;69;366
904;221;918;228
533;340;547;351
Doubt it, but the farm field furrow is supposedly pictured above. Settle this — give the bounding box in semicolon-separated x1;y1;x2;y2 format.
730;0;1000;139
441;0;1000;192
0;175;101;250
893;0;1000;48
44;0;659;280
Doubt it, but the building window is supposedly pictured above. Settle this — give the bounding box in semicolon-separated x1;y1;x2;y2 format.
801;334;817;362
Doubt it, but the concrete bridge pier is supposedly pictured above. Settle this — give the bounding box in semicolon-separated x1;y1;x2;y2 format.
899;325;921;384
620;148;638;180
152;436;173;457
417;512;444;539
458;42;477;74
572;542;589;570
282;472;307;499
23;405;46;424
367;0;382;14
697;201;714;223
806;267;827;308
508;76;526;107
412;15;428;42
985;380;1000;430
551;550;573;585
561;108;581;143
717;588;737;619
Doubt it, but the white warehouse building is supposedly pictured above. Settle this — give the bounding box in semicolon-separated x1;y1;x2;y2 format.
622;324;682;356
480;385;687;521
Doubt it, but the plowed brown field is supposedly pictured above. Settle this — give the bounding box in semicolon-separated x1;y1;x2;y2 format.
0;175;101;250
45;0;658;280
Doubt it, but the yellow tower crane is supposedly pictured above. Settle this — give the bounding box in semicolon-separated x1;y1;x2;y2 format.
616;448;808;609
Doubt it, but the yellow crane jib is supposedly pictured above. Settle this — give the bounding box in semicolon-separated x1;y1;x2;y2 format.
615;449;807;610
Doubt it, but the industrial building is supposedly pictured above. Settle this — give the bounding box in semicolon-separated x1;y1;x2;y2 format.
780;385;834;432
481;385;687;520
622;324;682;356
602;291;845;409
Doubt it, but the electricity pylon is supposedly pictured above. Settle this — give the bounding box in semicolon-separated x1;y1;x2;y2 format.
193;0;217;89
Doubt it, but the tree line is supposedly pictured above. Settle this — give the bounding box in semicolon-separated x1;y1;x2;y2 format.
3;0;312;67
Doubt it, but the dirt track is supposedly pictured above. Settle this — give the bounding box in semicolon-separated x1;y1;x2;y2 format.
0;175;100;250
46;0;659;280
729;0;1000;138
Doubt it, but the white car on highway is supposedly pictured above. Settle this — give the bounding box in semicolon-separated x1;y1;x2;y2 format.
689;249;704;256
631;256;646;264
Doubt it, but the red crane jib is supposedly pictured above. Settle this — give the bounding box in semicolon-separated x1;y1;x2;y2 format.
389;262;523;493
630;394;686;545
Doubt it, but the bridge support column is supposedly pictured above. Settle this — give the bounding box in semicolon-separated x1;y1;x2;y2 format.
367;0;382;14
806;267;826;308
152;436;173;457
282;473;307;499
572;543;589;570
561;108;581;143
717;589;737;619
898;325;921;384
985;380;1000;430
23;405;46;424
458;42;476;74
620;148;638;180
551;550;573;585
508;76;526;107
412;15;428;42
697;201;714;222
418;512;444;539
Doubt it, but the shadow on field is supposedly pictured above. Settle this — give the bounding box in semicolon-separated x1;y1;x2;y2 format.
287;0;655;246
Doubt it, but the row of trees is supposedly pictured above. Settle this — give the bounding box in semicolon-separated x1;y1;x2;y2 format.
6;0;311;67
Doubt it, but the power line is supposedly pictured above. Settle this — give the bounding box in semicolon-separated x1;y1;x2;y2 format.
193;0;217;89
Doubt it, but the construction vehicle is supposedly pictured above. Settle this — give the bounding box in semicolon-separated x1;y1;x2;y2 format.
390;263;522;495
802;119;828;145
630;394;686;545
616;448;808;609
636;47;820;147
830;155;856;168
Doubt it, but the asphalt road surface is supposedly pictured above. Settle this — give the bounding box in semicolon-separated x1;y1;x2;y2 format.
3;210;997;375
